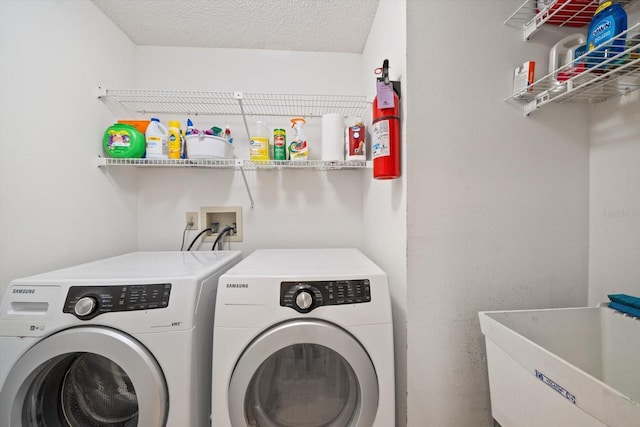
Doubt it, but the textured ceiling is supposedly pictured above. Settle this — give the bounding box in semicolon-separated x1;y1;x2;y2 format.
91;0;380;53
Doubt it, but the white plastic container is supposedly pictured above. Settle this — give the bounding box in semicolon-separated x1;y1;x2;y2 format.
186;134;233;159
145;118;169;159
479;307;640;427
549;33;587;86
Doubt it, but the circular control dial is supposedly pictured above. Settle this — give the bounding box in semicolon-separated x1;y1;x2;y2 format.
74;296;97;317
295;290;314;311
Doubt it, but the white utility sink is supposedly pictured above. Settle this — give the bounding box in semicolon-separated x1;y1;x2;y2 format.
479;307;640;427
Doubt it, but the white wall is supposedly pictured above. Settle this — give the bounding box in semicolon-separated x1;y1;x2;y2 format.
361;1;408;426
406;1;590;426
0;0;138;293
131;47;367;254
589;4;640;305
5;2;629;426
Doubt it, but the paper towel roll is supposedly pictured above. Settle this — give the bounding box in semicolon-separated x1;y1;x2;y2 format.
321;113;345;161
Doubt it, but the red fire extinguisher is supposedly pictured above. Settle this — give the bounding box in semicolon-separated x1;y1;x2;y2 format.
372;59;401;180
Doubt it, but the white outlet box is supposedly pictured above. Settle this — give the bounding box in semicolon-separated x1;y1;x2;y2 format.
200;206;242;243
186;212;198;230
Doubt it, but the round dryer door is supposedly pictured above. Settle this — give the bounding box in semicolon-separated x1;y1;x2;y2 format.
228;320;379;427
0;327;167;427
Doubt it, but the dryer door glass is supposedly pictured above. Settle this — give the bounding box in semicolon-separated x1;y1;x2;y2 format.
228;320;379;427
246;343;357;427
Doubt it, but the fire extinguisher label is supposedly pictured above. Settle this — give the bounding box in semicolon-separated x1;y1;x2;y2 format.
372;120;390;159
376;80;396;109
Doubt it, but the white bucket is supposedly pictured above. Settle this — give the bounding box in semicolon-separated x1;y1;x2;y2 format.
186;135;234;159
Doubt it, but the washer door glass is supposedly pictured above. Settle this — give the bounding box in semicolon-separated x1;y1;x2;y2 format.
228;320;379;427
22;352;138;426
246;344;357;427
0;327;167;427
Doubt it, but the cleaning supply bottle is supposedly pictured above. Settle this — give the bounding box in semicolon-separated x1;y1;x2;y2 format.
103;123;146;158
549;33;587;85
224;126;233;144
289;117;308;161
586;0;628;69
145;118;169;159
273;128;287;160
249;121;270;161
168;120;182;159
186;118;195;136
181;127;187;159
345;118;366;162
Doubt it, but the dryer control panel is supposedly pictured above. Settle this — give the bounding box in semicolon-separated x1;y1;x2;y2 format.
63;284;171;320
280;280;371;313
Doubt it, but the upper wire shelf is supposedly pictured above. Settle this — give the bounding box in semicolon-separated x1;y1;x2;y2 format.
507;22;640;115
505;0;638;40
98;89;369;118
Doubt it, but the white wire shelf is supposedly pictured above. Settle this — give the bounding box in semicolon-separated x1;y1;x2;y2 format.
97;89;371;208
505;0;638;40
98;89;369;118
97;157;369;171
507;23;640;115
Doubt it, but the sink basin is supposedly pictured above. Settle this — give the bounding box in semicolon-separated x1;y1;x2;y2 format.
479;307;640;427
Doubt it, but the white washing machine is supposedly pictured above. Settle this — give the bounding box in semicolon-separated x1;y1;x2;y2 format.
0;250;241;427
212;248;395;427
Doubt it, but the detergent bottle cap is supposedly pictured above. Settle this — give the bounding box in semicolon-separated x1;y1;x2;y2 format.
168;120;180;128
596;0;611;11
150;117;160;122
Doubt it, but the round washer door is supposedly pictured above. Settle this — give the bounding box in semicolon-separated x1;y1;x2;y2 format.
228;320;378;427
0;326;167;427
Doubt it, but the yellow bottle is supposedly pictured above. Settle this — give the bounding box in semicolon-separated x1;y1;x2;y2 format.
249;121;270;161
168;120;182;159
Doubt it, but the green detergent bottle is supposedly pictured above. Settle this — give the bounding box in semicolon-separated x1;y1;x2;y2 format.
103;123;146;158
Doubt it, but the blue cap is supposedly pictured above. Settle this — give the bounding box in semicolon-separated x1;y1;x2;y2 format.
150;118;160;122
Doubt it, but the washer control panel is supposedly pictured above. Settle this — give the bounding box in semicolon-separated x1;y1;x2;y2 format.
63;284;171;320
280;280;371;313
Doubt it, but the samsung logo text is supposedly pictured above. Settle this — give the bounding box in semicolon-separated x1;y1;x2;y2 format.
13;289;36;294
226;283;249;289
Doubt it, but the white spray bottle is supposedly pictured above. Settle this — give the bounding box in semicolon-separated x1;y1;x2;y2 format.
289;117;308;161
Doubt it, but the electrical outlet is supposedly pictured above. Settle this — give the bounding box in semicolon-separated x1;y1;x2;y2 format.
200;206;242;243
186;212;198;230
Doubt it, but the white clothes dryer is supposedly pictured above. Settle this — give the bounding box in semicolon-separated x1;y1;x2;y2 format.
212;248;395;427
0;250;241;427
